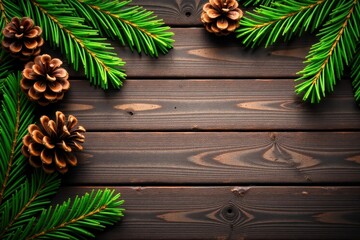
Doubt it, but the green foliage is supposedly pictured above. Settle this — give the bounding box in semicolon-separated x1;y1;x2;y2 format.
0;74;124;239
22;0;126;89
237;0;338;47
351;46;360;103
242;0;274;7
0;72;35;204
237;0;360;104
1;0;173;90
296;0;359;102
16;189;124;240
0;0;23;31
66;0;174;57
0;172;60;239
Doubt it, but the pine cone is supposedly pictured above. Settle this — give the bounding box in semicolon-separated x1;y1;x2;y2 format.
201;0;243;36
22;111;86;174
2;17;44;60
21;54;70;106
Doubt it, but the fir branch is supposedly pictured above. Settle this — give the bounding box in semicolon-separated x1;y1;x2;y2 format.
0;72;35;205
66;0;174;57
0;52;15;79
22;0;126;89
237;0;338;47
351;45;360;103
296;0;360;103
19;189;124;240
0;171;61;239
242;0;274;7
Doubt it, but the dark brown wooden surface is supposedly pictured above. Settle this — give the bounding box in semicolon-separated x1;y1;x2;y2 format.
55;187;360;240
58;79;360;131
63;132;360;185
55;1;360;239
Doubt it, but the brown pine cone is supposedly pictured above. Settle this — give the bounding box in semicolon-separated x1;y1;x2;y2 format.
22;111;86;174
201;0;243;36
2;17;44;60
21;54;70;106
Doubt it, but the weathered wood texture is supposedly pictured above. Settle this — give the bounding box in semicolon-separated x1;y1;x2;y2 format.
61;28;313;79
64;132;360;185
130;0;206;26
50;1;360;239
55;186;360;240
58;79;360;131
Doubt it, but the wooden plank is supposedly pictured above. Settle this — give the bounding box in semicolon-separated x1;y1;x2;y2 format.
130;0;206;26
58;79;360;131
54;186;360;240
57;28;313;79
64;132;360;185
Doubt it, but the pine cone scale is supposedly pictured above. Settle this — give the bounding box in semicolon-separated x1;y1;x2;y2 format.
29;156;42;168
28;143;42;156
33;81;46;93
49;81;63;92
43;136;55;149
55;152;67;168
31;129;45;144
40;149;53;165
217;19;229;30
10;42;22;53
24;40;38;49
28;87;42;100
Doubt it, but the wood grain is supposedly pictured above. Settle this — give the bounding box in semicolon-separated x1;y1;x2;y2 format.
130;0;207;26
63;132;360;185
54;186;360;240
59;28;313;79
57;79;360;131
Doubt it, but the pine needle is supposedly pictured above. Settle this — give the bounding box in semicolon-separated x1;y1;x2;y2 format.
0;171;61;239
66;0;174;57
351;45;360;104
237;0;338;47
17;189;124;240
0;72;35;205
22;0;127;89
242;0;274;7
296;0;360;103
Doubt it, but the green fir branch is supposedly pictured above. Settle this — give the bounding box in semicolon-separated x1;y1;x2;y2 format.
0;171;61;239
0;0;23;29
0;72;35;205
0;52;15;80
237;0;338;47
351;45;360;103
66;0;174;57
296;0;360;103
242;0;274;7
16;189;124;240
22;0;126;89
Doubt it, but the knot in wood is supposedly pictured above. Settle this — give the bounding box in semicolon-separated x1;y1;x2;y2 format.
221;203;241;222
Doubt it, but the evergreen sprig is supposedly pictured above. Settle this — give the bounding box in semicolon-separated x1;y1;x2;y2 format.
66;0;174;57
237;0;337;47
296;0;359;102
22;0;126;89
237;0;360;104
0;72;35;205
0;172;60;239
0;73;124;239
352;46;360;102
16;189;124;240
0;0;173;90
242;0;274;7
